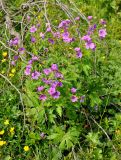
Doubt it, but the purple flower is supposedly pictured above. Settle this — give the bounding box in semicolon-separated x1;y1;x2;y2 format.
71;96;78;102
51;81;58;88
24;65;32;75
40;32;45;39
87;16;93;21
51;64;58;71
100;19;106;25
9;37;19;46
76;52;82;58
31;37;36;43
30;25;37;33
18;47;25;54
26;65;32;69
80;95;85;102
81;35;91;42
40;132;45;138
37;86;44;92
32;56;38;61
27;15;30;21
98;29;107;38
88;24;97;32
85;41;96;50
36;23;40;28
75;16;80;21
62;32;73;43
42;78;53;85
28;60;33;65
39;94;47;101
58;19;71;28
74;47;80;52
11;61;15;66
48;38;54;44
48;87;56;95
53;32;61;38
57;81;63;87
71;88;77;93
46;27;51;32
55;72;63;78
43;68;52;75
31;71;41;80
24;68;31;75
52;91;60;99
14;55;19;60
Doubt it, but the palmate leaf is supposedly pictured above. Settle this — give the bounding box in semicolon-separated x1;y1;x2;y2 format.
48;127;80;150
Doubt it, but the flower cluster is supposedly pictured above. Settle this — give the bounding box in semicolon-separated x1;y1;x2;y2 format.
70;87;85;103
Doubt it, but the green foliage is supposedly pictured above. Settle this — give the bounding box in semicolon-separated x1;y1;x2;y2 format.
0;0;121;160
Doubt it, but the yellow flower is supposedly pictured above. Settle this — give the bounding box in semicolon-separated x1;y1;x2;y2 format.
0;130;4;135
1;70;5;74
4;120;9;125
2;52;7;57
38;15;41;19
119;40;121;43
11;68;16;73
9;73;14;77
10;127;14;133
24;146;30;151
0;141;6;146
1;59;6;63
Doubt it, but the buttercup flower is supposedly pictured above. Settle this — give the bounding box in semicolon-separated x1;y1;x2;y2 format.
2;52;7;57
10;127;14;134
0;130;4;135
30;25;37;33
1;59;6;63
9;73;14;77
0;141;6;146
11;68;16;74
4;120;9;125
24;146;30;151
